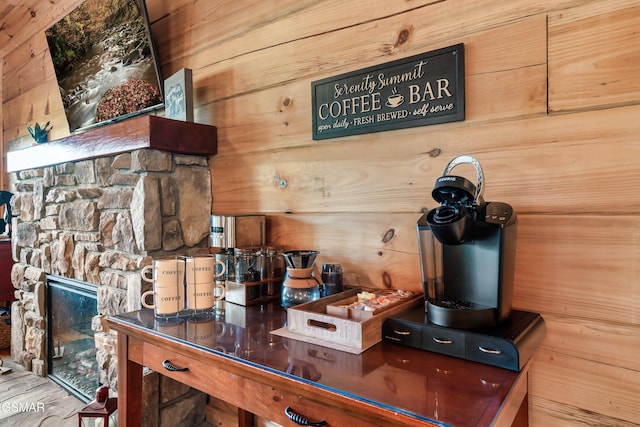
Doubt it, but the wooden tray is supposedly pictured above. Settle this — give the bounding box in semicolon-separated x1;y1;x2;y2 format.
284;288;423;354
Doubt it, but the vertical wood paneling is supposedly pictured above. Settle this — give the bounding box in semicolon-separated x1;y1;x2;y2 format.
2;30;52;101
514;215;640;325
539;314;640;372
0;0;85;58
549;4;640;112
530;350;640;424
212;105;640;215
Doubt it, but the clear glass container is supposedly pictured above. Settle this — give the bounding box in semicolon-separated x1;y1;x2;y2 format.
259;246;284;280
280;284;321;308
215;248;235;281
234;248;260;283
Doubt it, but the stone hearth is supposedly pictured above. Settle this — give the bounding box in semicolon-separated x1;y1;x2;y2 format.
10;148;212;386
6;116;218;412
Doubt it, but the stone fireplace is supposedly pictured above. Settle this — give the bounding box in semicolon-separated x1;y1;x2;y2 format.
6;116;217;401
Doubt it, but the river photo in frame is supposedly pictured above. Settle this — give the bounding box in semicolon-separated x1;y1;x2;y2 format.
45;0;163;133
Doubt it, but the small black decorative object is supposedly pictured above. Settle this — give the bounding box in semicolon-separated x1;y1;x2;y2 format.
0;191;13;236
26;121;52;143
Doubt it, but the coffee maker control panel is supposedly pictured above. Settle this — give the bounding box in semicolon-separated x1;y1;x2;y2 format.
484;202;514;226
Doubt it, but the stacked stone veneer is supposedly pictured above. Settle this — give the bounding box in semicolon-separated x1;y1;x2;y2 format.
8;148;211;396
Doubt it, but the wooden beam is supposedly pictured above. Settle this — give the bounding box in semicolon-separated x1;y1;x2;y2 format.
7;115;217;172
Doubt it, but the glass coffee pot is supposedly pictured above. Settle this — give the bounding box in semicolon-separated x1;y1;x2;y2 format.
280;250;322;308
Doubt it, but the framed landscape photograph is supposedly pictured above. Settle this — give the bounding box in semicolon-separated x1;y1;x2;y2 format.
45;0;164;132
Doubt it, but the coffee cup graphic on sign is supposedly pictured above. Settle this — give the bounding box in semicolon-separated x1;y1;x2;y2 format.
386;93;404;108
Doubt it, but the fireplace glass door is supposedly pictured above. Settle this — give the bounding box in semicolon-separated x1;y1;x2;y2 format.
46;275;99;402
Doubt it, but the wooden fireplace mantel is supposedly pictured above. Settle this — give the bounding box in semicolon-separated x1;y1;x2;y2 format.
7;115;217;173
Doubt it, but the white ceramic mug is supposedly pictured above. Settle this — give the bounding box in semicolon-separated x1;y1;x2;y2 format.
140;257;186;317
184;255;226;284
186;281;226;311
184;256;226;312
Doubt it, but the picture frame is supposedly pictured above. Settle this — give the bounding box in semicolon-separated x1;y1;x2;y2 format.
164;68;194;122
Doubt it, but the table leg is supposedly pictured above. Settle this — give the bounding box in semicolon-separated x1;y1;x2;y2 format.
238;408;254;427
117;332;143;426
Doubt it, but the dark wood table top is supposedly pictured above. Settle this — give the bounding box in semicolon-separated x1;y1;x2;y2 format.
109;301;523;426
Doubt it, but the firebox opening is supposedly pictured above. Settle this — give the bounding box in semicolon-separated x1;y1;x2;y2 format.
46;275;99;402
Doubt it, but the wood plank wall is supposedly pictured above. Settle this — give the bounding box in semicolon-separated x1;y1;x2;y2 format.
2;0;640;425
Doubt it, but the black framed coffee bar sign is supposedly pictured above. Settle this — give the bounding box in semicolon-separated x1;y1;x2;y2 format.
312;43;464;140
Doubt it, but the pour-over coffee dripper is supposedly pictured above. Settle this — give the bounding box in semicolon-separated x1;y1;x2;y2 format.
281;250;322;308
282;250;318;269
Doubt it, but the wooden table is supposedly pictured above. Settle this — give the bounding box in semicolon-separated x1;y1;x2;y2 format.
108;302;529;427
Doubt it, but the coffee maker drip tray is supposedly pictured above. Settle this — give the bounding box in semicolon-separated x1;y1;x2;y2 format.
427;299;497;330
382;307;545;371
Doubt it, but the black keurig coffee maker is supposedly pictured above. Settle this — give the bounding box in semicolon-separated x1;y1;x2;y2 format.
383;155;545;371
417;155;517;329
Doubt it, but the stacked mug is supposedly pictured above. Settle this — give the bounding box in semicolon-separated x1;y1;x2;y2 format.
141;255;226;318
